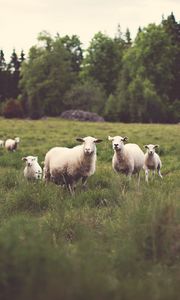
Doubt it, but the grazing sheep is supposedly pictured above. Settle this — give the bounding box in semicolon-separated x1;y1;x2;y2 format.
0;140;4;147
43;136;103;194
5;137;20;151
144;144;163;182
108;135;144;185
22;156;42;180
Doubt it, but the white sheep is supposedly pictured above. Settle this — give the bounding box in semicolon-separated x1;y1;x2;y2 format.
22;156;42;180
5;137;20;151
108;135;144;185
144;144;163;182
43;136;102;194
0;140;4;147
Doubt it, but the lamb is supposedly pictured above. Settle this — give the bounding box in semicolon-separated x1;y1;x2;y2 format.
108;135;144;185
0;140;4;147
43;136;103;194
22;156;42;180
144;144;163;182
5;137;20;151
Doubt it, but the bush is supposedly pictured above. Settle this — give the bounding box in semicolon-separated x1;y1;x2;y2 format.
2;99;24;118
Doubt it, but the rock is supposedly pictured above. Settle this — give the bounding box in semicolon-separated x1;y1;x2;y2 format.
60;110;105;122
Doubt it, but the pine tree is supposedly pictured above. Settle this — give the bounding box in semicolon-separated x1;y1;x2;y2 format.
125;28;132;48
8;49;21;98
20;50;25;65
162;13;180;103
0;50;6;71
0;50;8;101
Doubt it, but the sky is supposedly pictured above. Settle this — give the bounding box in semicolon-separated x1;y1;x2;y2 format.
0;0;180;60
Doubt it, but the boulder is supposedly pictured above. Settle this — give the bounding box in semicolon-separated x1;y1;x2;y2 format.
60;110;105;122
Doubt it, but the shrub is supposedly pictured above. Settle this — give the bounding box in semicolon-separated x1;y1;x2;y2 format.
2;99;24;118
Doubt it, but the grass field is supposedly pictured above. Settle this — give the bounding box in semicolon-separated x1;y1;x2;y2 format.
0;117;179;300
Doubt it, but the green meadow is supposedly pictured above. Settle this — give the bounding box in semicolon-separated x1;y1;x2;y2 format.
0;117;179;300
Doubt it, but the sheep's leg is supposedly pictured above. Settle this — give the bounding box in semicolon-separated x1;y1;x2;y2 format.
43;167;50;182
127;169;133;181
137;172;141;187
82;176;88;190
42;168;46;180
157;167;163;179
151;169;156;181
145;169;149;183
68;184;75;196
62;175;73;195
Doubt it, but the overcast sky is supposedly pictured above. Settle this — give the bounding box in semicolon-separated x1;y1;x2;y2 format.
0;0;180;60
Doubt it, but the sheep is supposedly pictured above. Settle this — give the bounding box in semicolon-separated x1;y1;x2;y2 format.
5;137;20;151
0;140;4;147
108;135;144;185
22;156;42;180
144;144;163;182
43;136;103;194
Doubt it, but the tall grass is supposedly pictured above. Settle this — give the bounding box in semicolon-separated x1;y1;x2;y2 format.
0;118;179;300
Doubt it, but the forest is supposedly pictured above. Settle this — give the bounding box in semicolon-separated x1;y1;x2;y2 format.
0;13;179;123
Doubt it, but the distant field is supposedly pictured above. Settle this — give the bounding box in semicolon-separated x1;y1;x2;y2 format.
0;117;179;300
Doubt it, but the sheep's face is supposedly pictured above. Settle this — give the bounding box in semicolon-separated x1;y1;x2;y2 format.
76;136;103;156
108;136;128;152
144;144;159;156
15;137;20;143
22;156;38;167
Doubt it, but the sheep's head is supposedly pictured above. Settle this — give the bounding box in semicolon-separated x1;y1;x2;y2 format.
144;144;159;156
76;136;103;155
108;136;128;152
22;156;38;167
15;137;20;144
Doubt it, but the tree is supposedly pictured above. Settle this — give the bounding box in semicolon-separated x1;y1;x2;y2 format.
20;32;78;118
63;80;106;114
60;35;83;74
0;50;7;101
112;21;178;122
128;76;166;122
8;49;21;98
104;94;120;121
162;13;180;103
81;31;126;96
125;28;132;48
0;50;6;72
20;50;25;64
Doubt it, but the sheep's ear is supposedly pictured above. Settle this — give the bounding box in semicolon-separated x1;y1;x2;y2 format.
94;139;103;143
108;136;113;141
122;136;128;142
22;157;27;161
154;144;159;149
144;145;149;149
76;138;84;143
34;156;38;161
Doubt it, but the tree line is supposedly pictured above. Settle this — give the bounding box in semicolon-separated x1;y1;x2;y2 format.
0;13;179;123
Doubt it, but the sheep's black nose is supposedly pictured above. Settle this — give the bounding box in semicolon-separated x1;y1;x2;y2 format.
114;144;118;148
